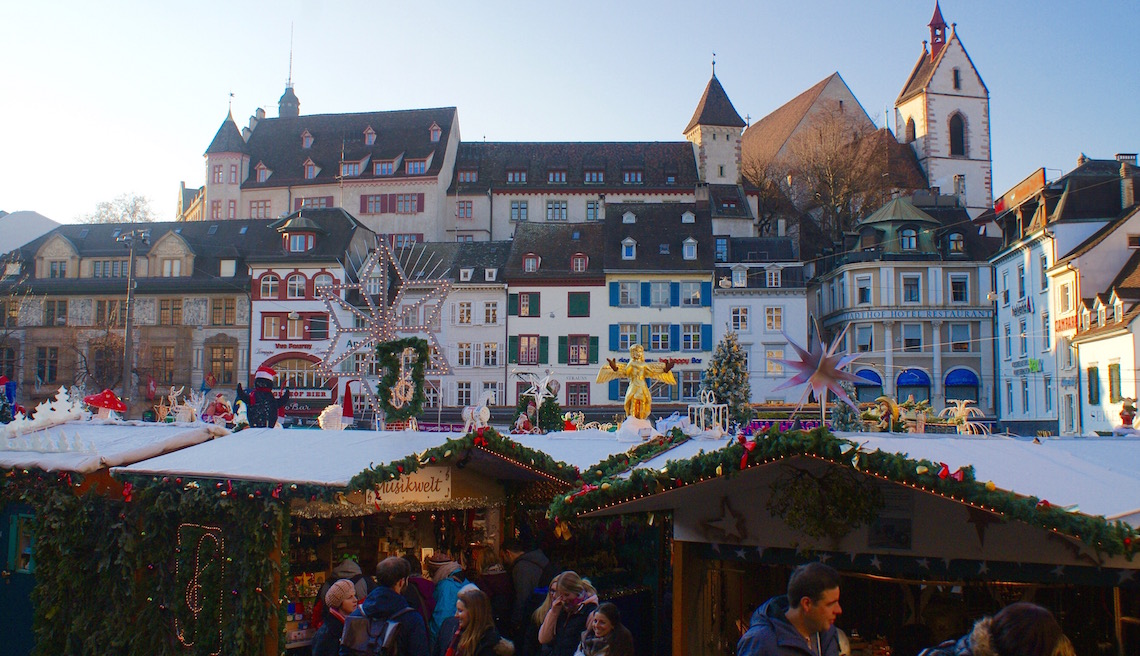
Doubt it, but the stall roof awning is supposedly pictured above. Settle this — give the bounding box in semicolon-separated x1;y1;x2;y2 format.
0;421;228;474
508;430;650;471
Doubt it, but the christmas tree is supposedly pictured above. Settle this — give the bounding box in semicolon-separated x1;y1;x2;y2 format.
0;393;12;424
703;331;752;426
829;381;863;431
512;387;563;432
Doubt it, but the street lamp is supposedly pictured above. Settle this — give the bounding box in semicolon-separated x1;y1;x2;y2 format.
116;229;149;417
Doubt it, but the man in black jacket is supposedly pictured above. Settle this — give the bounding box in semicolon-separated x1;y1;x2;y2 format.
500;539;553;642
341;557;429;656
737;562;842;656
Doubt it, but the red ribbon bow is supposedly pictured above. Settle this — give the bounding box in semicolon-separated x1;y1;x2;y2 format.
271;484;282;499
473;429;488;447
740;440;758;470
568;483;599;502
950;468;965;482
937;463;950;480
122;482;133;503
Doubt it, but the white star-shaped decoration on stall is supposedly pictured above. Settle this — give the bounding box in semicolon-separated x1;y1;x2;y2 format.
703;497;747;542
316;241;452;418
869;555;882;571
977;561;989;575
917;558;930;570
735;548;748;560
1117;569;1136;585
755;546;767;559
818;553;832;563
1050;565;1066;578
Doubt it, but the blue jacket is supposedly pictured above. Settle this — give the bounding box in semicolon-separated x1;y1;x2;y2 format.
430;574;471;641
736;595;839;656
341;585;429;656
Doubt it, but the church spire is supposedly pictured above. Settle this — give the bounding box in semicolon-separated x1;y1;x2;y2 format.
928;1;948;61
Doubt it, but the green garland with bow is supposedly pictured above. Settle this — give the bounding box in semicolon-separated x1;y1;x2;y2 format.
376;337;430;422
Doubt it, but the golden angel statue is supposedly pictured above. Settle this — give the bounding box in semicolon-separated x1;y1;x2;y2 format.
596;344;676;420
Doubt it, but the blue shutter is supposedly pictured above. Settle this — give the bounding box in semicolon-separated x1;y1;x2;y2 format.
609;282;619;307
609;324;619;351
701;324;713;351
670;282;680;307
669;324;681;352
701;282;712;307
609;380;619;401
640;282;651;307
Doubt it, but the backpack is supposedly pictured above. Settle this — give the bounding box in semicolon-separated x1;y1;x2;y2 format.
341;607;415;656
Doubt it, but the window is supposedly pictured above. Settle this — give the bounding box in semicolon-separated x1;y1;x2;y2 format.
285;274;306;299
682;324;701;350
161;259;181;277
715;238;728;263
949;114;965;156
256;166;270;183
649;324;669;351
681;370;701;400
650;282;670;307
902;275;921;303
457;170;477;183
855;325;873;353
683;239;697;260
584;170;604;184
36;346;58;384
1042;312;1051;351
48;260;67;279
1004;324;1011;358
765;307;783;331
205;346;235;386
340;162;360;177
0;301;17;328
249;200;271;219
952;67;962;90
1060;283;1073;313
1088;366;1100;404
159;299;182;326
903;323;922;351
483;342;499;367
507;170;527;184
300;131;313;148
364;128;376;145
423;380;440;408
456;200;473;220
546;200;568;221
681;282;701;307
766;346;784;375
209;200;222;220
1017;265;1025;299
262;315;280;340
374;161;394;176
456;343;473;367
567;292;590;317
905;117;916;143
227;200;236;219
731;307;749;332
457;302;472;325
950;274;968;303
429;124;442;142
523;255;539;273
586;200;600;222
856;276;872;304
619;323;637;350
1018;318;1028;356
566;382;590;406
95;300;126;327
260;275;279;299
623;170;643;184
950;323;970;352
406;160;426;175
44;300;67;326
1001;271;1010;305
211;165;223;183
150;346;175;384
510;201;528;222
1110;363;1123;403
766;270;781;288
622;239;636;260
567;335;590;365
517;292;539;318
285;315;304;339
949;233;965;253
211;298;235;326
484;302;498;325
304;162;317;179
618;282;639;307
518;335;540;365
1044;377;1053;413
732;269;747;288
570;254;587;273
900;228;918;250
547;170;566;184
1022;379;1030;413
1006;380;1014;413
395;194;420;214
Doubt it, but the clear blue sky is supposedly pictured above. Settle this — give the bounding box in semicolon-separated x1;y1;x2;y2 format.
2;0;1137;223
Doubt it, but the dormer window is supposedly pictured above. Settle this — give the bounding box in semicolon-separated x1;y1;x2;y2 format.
548;169;567;184
364;127;376;145
460;268;473;282
682;211;695;224
584;170;604;183
683;238;697;260
301;130;313;149
1116;301;1124;322
621;238;637;260
659;244;670;255
623;169;643;185
303;159;318;180
406;160;426;175
767;268;782;288
900;228;918;250
732;267;747;288
523;254;539;273
285;233;315;252
340;162;361;177
622;211;636;224
375;161;394;176
255;163;271;183
571;254;588;273
949;232;965;253
485;268;497;281
507;169;527;184
721;199;737;210
457;169;478;183
1099;306;1107;325
429;123;442;142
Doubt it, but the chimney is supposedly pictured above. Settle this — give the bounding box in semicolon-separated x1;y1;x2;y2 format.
1116;153;1138;166
695;182;709;203
1122;163;1136;208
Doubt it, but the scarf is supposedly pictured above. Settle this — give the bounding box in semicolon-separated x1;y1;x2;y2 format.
445;624;463;656
432;561;463;584
578;631;609;656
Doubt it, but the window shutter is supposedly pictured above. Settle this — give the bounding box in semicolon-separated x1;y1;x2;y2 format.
539;336;549;364
508;336;519;364
640;282;651;307
508;294;519;316
609;282;619;307
702;324;713;352
417;193;425;212
475;303;484;326
609;324;619;351
609;380;620;401
450;303;456;325
670;282;680;307
640;324;650;349
381;194;389;213
474;343;483;367
532;293;540;316
294;198;302;211
701;282;712;307
360;196;368;214
589;337;599;364
670;324;681;352
558;336;568;364
324;196;334;208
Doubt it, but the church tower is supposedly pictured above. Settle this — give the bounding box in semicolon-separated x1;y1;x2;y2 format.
684;66;747;185
895;2;992;220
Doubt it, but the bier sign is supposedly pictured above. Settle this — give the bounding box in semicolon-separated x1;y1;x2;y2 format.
373;466;451;504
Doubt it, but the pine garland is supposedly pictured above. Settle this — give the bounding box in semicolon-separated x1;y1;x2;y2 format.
581;428;689;483
376;337;430;422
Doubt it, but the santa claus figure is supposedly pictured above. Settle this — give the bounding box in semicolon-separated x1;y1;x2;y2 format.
202;393;235;425
236;365;291;428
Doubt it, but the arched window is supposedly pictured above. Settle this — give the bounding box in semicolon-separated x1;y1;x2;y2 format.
313;273;334;290
286;274;306;299
900;228;918;250
260;274;279;299
570;254;587;273
524;255;539;273
905;117;916;144
949;114;966;156
949;233;965;253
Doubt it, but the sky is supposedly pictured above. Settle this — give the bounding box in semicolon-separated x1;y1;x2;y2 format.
2;0;1137;223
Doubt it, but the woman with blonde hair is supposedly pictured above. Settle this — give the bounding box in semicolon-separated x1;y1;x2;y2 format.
538;571;599;656
440;586;514;656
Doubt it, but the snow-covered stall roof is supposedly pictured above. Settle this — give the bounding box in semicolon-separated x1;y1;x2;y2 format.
508;429;649;472
0;421;228;474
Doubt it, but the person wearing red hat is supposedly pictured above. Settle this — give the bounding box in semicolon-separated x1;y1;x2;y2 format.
236;364;291;428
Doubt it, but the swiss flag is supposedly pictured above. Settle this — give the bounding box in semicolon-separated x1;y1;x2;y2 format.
146;376;157;401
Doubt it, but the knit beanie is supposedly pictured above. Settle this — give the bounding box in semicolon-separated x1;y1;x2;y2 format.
325;578;356;608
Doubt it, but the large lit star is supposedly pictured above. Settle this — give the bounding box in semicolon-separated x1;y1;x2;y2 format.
518;369;558;408
772;320;863;417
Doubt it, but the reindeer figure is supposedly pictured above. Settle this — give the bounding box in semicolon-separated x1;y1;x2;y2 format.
462;389;496;434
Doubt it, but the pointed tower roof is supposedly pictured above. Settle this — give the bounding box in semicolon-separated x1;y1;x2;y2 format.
204;112;248;155
684;74;746;134
928;1;946;29
928;1;948;59
278;85;300;118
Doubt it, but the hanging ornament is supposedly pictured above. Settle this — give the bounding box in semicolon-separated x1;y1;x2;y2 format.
916;465;929;475
937;463;950;479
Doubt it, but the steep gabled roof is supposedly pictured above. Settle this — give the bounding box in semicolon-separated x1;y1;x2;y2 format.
897;45;938;104
504;223;605;281
683;74;746;134
1108;248;1140;301
602;203;714;272
452;241;513;284
205;113;248;155
1056;206;1140;265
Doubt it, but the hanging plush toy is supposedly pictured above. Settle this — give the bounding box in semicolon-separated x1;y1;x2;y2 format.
236;365;291;428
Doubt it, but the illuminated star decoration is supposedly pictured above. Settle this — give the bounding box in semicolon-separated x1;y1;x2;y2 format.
316;239;452;417
518;369;558;408
772;319;864;421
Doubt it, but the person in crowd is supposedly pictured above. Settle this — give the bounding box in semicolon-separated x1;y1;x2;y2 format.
519;575;561;656
918;602;1075;656
311;579;356;656
538;571;599;656
475;547;513;633
430;552;474;642
500;539;554;641
403;552;436;625
573;602;634;656
736;562;842;656
341;556;428;656
315;557;374;628
437;585;515;656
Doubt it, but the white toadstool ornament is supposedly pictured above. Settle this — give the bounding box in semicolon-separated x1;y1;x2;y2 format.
84;389;127;420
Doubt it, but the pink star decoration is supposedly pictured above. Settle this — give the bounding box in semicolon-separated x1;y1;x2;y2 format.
772;322;863;417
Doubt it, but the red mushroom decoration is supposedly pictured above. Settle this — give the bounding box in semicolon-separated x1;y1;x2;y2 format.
84;389;127;419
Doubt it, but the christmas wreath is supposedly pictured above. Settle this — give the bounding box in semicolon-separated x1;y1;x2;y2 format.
376;337;430;422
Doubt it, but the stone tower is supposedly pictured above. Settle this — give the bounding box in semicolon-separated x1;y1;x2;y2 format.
684;66;747;185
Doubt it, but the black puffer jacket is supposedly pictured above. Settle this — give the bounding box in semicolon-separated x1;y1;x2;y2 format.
919;617;999;656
